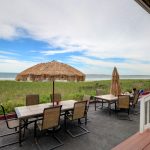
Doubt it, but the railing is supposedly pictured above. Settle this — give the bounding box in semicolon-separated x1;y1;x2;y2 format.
140;93;150;133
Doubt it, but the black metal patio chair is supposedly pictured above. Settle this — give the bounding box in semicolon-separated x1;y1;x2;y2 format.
25;94;41;128
34;105;63;150
130;90;140;115
116;95;131;120
0;105;25;148
64;101;90;138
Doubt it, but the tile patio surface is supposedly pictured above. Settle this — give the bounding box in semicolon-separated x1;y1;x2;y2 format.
0;103;139;150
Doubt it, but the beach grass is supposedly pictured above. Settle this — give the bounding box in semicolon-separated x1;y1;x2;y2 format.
0;79;150;113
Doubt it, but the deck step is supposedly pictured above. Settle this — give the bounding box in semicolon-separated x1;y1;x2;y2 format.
112;129;150;150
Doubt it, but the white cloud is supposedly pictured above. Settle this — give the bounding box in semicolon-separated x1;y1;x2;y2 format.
0;58;36;72
40;45;85;55
0;50;18;55
0;0;150;74
70;55;150;75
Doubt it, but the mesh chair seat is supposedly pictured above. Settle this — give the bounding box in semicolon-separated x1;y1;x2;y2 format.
80;95;91;123
83;95;91;111
96;89;103;99
26;94;39;106
117;95;131;120
64;101;89;138
7;119;19;128
130;90;139;107
50;93;61;103
50;93;65;116
95;89;107;110
25;94;41;126
34;105;63;150
0;105;25;148
130;90;140;114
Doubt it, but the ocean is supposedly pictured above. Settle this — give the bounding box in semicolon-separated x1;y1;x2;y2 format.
0;72;150;81
0;73;18;80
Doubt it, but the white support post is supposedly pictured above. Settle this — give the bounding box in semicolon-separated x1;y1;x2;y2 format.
140;99;145;133
147;101;150;125
139;94;150;133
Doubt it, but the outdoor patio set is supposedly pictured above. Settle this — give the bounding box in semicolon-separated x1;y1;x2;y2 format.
0;89;140;150
0;93;91;149
0;61;141;149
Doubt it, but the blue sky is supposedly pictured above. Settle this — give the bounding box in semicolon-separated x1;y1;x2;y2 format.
0;0;150;75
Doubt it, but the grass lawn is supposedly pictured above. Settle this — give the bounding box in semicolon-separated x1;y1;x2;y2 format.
0;79;150;113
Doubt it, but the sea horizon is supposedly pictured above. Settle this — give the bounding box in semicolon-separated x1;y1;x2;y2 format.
0;72;150;81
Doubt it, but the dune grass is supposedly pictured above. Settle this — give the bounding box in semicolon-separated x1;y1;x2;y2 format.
0;79;150;113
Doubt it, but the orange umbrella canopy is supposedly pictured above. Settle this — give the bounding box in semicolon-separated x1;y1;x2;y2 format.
16;60;85;81
110;67;121;96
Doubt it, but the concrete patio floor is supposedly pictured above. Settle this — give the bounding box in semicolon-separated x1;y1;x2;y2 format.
0;103;140;150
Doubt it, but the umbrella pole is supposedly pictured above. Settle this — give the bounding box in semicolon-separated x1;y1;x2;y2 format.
53;81;54;106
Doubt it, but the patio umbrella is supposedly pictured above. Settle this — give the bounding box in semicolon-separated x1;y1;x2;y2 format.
16;60;85;106
110;67;121;96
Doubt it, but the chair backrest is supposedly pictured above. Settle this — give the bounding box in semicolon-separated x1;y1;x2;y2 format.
42;105;62;130
72;101;87;120
26;94;39;106
0;105;9;129
117;95;130;109
82;95;91;111
83;95;91;101
96;89;103;96
133;90;140;105
50;93;61;102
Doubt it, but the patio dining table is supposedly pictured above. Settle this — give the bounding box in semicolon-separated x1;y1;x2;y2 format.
15;100;77;146
94;94;134;115
94;94;118;115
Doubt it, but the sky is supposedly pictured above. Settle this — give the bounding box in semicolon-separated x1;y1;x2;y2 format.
0;0;150;75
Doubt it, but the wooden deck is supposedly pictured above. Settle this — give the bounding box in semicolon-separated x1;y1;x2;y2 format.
112;129;150;150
